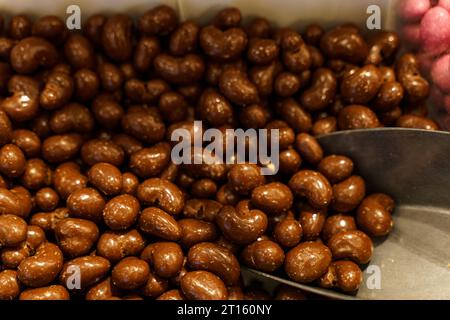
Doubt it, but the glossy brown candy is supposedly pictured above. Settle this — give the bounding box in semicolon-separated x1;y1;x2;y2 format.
215;201;268;244
181;270;228;300
318;260;363;292
137;178;184;215
0;8;418;300
284;241;332;283
340;65;382;104
228;163;265;195
338;105;380;130
112;257;150;290
0;270;20;300
96;229;144;264
299;205;327;240
251;182;293;215
138;207;181;241
55;218;99;258
288;170;332;209
331;175;366;212
0;144;26;178
327;230;373;264
141;242;184;278
273;217;303;248
19;285;70;300
103;195;140;230
59;256;110;290
241;240;285;272
67;187;105;222
357;193;395;237
18;242;64;287
322;214;357;242
188;242;240;286
318;155;354;184
178;219;218;247
0;214;27;246
320;25;368;64
275;284;307;300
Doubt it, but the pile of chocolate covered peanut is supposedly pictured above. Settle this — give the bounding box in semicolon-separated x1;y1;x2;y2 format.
0;5;433;300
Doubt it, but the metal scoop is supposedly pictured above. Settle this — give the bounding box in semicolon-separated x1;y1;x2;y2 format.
244;128;450;300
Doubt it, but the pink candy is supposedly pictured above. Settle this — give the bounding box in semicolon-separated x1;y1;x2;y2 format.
431;54;450;93
438;0;450;12
420;7;450;56
399;0;431;22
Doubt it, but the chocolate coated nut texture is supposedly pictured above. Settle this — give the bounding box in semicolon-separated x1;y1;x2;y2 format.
187;242;240;286
219;68;259;106
320;26;368;64
294;133;324;165
18;242;64;287
0;144;26;178
103;195;140;230
129;142;171;178
228;163;265;195
181;270;228;300
318;155;354;184
154;53;205;85
1;75;40;122
322;214;357;242
328;230;373;264
0;214;27;246
140;242;184;278
0;7;417;299
138;207;182;241
182;199;223;222
273;217;303;247
357;193;394;237
59;256;110;290
338;105;380;130
0;110;13;145
200;25;247;62
137;178;184;215
275;284;307;300
101;14;133;62
88;163;123;196
178;219;218;247
215;201;268;244
251;182;293;215
10;37;58;74
0;270;20;300
121;106;166;144
11;129;41;157
81;139;124;167
300;68;336;111
112;257;150;290
19;285;70;300
331;175;366;212
67;187;105;222
96;229;145;263
318;260;362;292
340;65;382;104
396;53;430;103
299;205;327;240
288;170;332;209
241;240;285;272
42;134;83;164
285;241;332;283
139;5;178;36
55;218;99;258
396;115;439;130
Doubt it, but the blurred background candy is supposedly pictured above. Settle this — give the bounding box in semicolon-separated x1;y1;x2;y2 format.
399;0;450;130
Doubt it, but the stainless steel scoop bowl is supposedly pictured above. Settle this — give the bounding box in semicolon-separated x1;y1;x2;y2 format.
244;128;450;300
